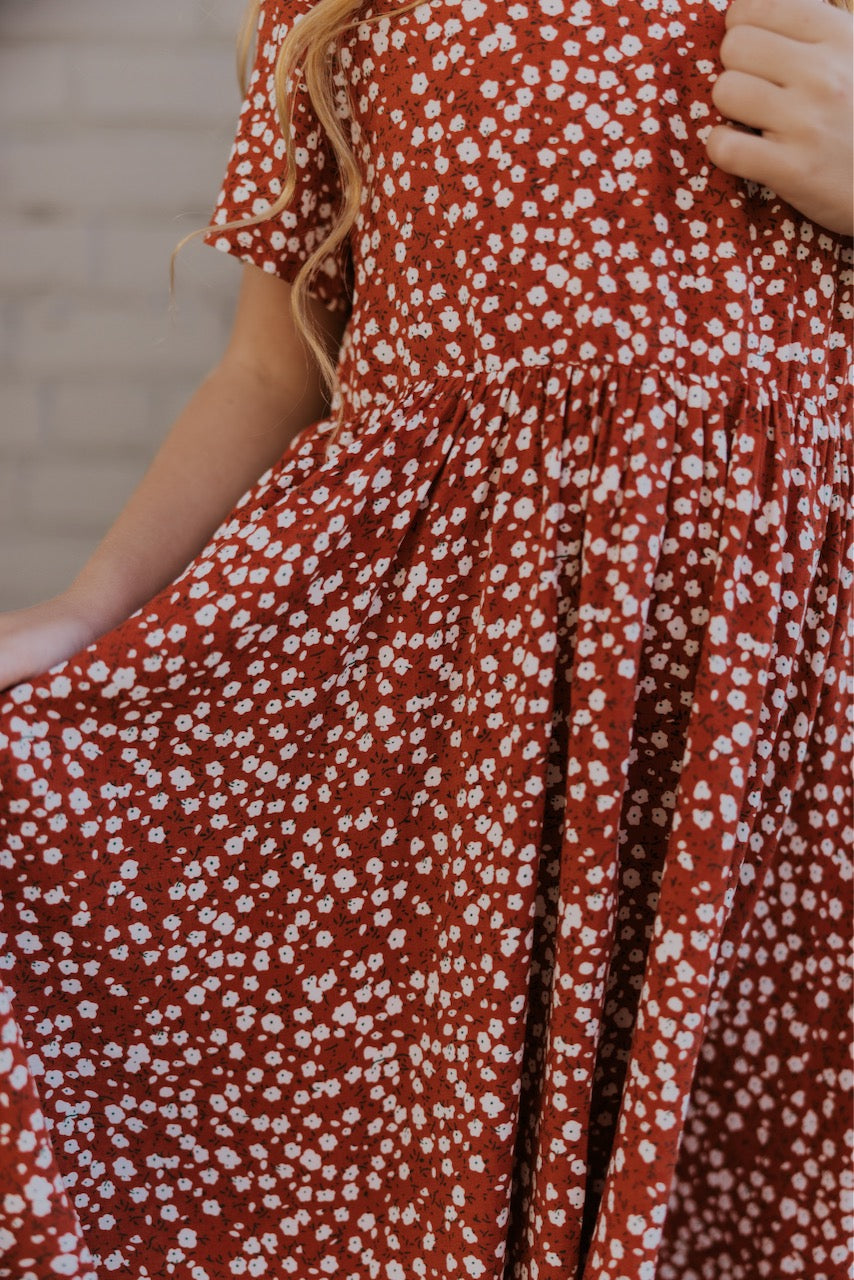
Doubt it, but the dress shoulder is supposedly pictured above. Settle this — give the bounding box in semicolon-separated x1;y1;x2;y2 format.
203;0;352;313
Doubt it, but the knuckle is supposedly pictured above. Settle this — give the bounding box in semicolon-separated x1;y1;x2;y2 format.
705;126;731;169
748;0;775;23
818;64;848;108
718;27;739;65
727;0;774;32
710;71;731;111
798;147;824;189
799;61;829;99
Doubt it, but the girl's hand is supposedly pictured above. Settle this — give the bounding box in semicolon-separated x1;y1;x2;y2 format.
706;0;854;236
0;597;99;694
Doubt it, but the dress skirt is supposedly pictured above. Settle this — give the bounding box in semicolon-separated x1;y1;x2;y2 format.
1;2;852;1277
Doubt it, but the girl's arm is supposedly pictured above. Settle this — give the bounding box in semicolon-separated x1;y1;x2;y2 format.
0;264;349;692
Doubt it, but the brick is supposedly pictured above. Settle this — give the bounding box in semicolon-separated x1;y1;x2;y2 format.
24;456;145;534
0;383;44;456
0;0;240;609
94;221;238;296
0;457;29;531
0;217;92;291
70;48;237;126
0;531;96;612
0;300;15;376
11;294;231;378
0;128;232;218
95;223;192;297
45;382;154;456
0;0;198;43
197;0;247;42
0;45;70;123
146;373;227;442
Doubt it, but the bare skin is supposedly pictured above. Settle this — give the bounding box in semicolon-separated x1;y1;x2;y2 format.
2;0;849;689
706;0;853;236
0;265;349;693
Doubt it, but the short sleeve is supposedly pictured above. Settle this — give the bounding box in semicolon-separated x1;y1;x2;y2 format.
203;0;353;313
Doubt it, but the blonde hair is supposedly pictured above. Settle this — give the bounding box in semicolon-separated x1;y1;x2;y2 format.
175;0;854;445
174;0;422;446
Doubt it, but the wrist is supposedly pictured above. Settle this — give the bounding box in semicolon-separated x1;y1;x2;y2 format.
57;578;132;645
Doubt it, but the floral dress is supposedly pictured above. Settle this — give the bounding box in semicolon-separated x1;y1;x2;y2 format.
1;2;852;1278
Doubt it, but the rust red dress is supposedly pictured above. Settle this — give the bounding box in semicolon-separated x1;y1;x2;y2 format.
1;2;852;1278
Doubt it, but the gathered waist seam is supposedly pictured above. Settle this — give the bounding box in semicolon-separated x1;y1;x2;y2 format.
332;352;851;430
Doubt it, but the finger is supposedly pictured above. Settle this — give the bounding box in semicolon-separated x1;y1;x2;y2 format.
711;68;791;133
704;123;796;190
719;22;808;90
726;0;841;42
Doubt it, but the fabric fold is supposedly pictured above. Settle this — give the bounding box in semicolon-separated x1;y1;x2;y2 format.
0;984;97;1279
578;380;852;1280
1;360;850;1280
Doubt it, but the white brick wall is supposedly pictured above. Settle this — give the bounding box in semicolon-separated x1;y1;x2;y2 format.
0;0;247;610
